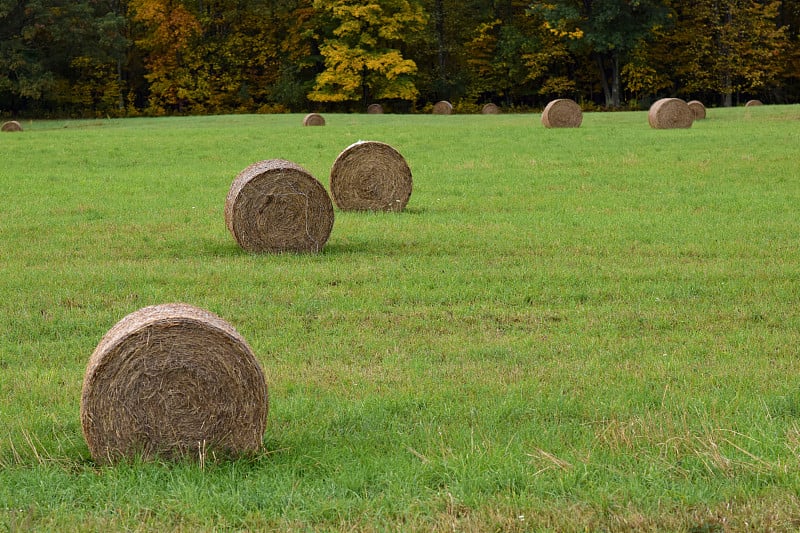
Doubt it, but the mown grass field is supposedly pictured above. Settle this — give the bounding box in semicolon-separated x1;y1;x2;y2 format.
1;106;800;531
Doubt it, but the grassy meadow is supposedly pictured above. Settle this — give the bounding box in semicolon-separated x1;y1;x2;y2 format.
1;106;800;531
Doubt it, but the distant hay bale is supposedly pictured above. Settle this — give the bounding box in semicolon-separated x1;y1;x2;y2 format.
303;113;325;126
481;103;501;115
329;141;412;212
367;104;384;114
432;101;453;115
687;100;706;120
541;99;582;128
80;303;268;465
745;100;763;107
225;159;334;253
1;121;22;132
648;98;693;129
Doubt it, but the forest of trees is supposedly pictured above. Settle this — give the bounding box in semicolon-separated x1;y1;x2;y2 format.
1;0;799;117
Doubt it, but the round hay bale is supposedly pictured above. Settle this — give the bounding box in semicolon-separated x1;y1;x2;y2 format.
648;98;693;129
687;100;706;120
81;303;268;465
541;99;582;128
745;100;763;107
1;120;22;132
330;141;412;212
303;113;325;126
432;101;453;115
481;103;501;115
367;103;384;114
225;159;334;253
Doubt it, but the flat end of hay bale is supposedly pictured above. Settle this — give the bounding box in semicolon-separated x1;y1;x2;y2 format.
1;121;23;132
432;101;453;115
225;159;334;253
303;113;326;126
481;103;501;115
541;99;582;128
745;100;763;107
687;100;706;120
367;104;384;114
648;98;693;129
80;303;268;464
330;140;412;212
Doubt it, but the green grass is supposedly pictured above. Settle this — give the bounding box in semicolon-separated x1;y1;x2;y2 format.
2;106;800;531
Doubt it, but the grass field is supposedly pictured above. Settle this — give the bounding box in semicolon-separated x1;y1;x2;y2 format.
1;106;800;531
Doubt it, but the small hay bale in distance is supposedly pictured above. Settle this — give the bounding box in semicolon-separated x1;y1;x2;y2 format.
303;112;325;126
541;99;583;128
745;100;763;107
481;103;501;114
1;120;22;132
225;159;334;253
330;141;412;212
648;98;693;129
687;100;706;120
81;303;269;465
432;100;453;115
367;103;384;114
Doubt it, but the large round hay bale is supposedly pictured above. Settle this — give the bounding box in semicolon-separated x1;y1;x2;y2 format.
541;99;582;128
81;303;268;464
481;103;501;115
367;103;384;114
225;159;334;253
1;120;22;132
745;100;763;107
432;101;453;115
329;141;412;212
303;113;325;126
648;98;693;129
687;100;706;120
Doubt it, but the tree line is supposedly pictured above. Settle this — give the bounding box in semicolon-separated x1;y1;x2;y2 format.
1;0;798;118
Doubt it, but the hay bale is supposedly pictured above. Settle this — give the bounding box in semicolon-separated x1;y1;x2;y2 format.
303;113;325;126
687;100;706;120
481;103;501;115
745;100;763;107
1;120;22;132
541;99;583;128
81;303;268;464
329;141;412;212
225;159;334;253
648;98;693;129
367;103;384;114
432;101;453;115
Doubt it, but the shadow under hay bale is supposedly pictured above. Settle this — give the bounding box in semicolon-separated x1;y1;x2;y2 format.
432;101;453;115
1;121;22;132
648;98;693;129
541;99;582;128
330;141;412;212
225;159;334;253
367;103;384;114
303;113;325;126
745;100;763;107
687;100;706;120
80;303;268;465
481;103;500;114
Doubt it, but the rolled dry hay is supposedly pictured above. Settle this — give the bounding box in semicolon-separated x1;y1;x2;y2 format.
225;159;334;253
329;141;412;212
648;98;693;129
303;113;325;126
367;103;384;114
541;99;582;128
81;303;268;464
1;120;22;132
687;100;706;120
432;101;453;115
745;100;763;107
481;103;501;115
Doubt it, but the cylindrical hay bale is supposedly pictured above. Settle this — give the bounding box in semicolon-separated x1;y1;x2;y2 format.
687;100;706;120
367;103;384;114
648;98;693;129
1;121;22;132
225;159;334;253
330;141;412;212
541;99;583;128
745;100;763;107
81;303;269;464
481;103;501;115
303;113;325;126
432;101;453;115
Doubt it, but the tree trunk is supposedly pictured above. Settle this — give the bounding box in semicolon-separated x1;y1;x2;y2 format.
610;53;620;108
434;0;446;98
595;54;612;106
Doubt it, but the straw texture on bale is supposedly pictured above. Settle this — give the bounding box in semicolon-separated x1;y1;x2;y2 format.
225;159;334;253
303;113;325;126
81;303;268;465
648;98;693;129
541;99;582;128
687;100;706;120
367;103;384;114
432;101;453;115
1;120;22;132
329;141;412;212
481;103;501;114
745;100;763;107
